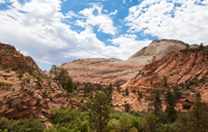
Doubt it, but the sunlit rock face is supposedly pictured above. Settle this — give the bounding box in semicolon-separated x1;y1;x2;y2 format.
63;39;208;112
127;39;188;64
62;39;188;87
115;46;208;112
0;42;75;120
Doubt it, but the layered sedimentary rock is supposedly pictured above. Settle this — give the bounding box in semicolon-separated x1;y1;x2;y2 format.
62;39;188;87
0;43;75;121
114;46;208;112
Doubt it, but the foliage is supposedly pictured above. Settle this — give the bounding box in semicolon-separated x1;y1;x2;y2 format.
108;112;141;132
0;117;44;132
50;108;90;132
150;90;162;117
141;113;160;132
165;90;177;123
175;93;208;132
88;91;111;132
50;65;76;93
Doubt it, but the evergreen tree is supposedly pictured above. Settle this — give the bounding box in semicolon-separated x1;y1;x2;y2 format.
50;65;76;93
190;93;208;132
165;90;177;123
152;90;162;116
88;91;111;132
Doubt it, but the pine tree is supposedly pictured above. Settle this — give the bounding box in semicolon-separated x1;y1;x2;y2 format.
190;93;208;132
152;90;162;116
88;91;111;132
50;65;76;93
165;90;177;123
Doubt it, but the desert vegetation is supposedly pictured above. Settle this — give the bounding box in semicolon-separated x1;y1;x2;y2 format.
1;85;208;132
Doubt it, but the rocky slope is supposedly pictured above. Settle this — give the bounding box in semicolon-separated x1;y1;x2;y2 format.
62;39;187;87
1;39;207;119
0;43;74;123
113;46;208;112
127;39;188;64
61;58;142;86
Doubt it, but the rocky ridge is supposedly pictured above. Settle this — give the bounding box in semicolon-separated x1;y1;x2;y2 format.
62;39;188;87
1;39;207;119
113;46;208;112
0;43;75;123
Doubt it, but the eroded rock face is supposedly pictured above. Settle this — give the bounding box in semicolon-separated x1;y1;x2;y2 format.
127;39;188;64
61;58;142;87
0;43;74;120
1;39;206;118
114;47;208;112
0;43;41;75
62;39;188;87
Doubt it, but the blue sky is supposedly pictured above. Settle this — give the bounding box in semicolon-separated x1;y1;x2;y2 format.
0;0;208;69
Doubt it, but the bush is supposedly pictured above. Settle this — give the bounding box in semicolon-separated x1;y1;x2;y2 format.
141;113;160;132
0;117;44;132
157;124;177;132
50;108;90;132
50;65;76;93
108;112;141;131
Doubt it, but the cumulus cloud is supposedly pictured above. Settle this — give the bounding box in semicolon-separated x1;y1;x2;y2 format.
0;0;5;3
111;35;151;59
78;4;117;35
126;0;208;44
0;0;150;69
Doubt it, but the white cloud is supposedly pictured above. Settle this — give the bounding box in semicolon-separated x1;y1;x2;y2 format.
0;0;151;69
0;0;5;3
111;35;151;59
1;0;207;69
126;0;208;44
78;4;117;35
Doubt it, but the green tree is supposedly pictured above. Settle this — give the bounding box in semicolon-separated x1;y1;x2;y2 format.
50;65;76;93
88;91;111;132
50;108;90;132
165;90;177;123
152;90;162;116
176;93;208;132
141;113;160;132
190;93;208;132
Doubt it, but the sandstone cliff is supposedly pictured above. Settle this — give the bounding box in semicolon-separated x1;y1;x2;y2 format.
0;43;74;122
62;39;187;87
113;46;208;112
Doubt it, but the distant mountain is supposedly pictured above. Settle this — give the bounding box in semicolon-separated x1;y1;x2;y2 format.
61;58;142;87
62;39;188;87
127;39;188;64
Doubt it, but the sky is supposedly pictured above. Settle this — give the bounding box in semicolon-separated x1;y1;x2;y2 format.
0;0;208;69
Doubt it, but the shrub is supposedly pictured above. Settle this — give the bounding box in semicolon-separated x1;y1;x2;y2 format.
50;65;76;93
108;112;141;131
51;108;90;132
0;117;44;132
141;113;160;132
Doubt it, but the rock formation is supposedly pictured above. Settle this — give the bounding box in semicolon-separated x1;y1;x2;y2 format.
114;46;208;112
62;39;188;87
0;43;75;122
1;39;207;119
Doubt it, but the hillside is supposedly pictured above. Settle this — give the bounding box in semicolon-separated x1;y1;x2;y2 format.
127;39;188;64
0;43;74;122
61;58;142;86
1;40;207;118
62;39;187;87
113;46;208;112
